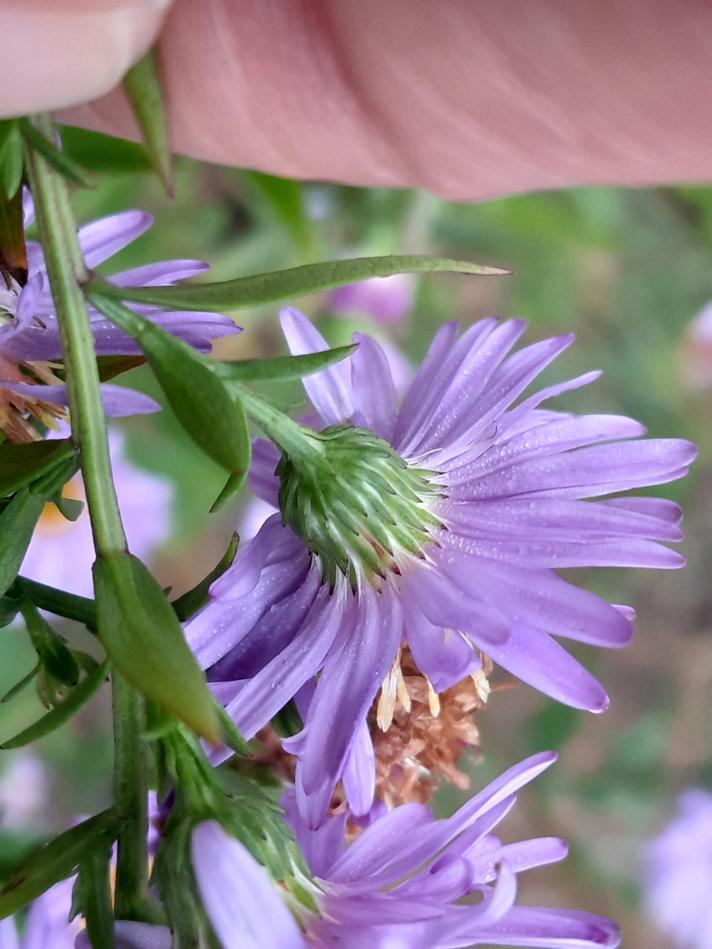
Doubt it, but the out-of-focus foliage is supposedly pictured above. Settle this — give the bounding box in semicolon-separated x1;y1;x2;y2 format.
2;129;712;946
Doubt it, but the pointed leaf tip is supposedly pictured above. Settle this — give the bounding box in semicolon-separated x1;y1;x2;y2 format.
214;344;358;384
85;254;510;312
123;49;173;195
93;552;219;742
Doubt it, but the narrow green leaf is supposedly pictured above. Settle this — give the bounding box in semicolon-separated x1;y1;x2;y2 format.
209;470;247;513
93;552;219;742
96;354;145;382
19;120;93;189
0;121;24;200
215;704;251;756
57;125;152;175
0;810;119;918
0;187;27;282
0;490;46;595
1;664;38;704
86;292;251;477
214;344;357;384
19;600;79;687
0;122;18;154
123;49;173;194
172;532;239;621
30;454;79;498
0;439;76;497
1;660;109;749
85;254;510;312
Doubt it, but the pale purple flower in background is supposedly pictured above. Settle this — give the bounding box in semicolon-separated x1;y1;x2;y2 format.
0;877;77;949
21;427;172;597
327;274;414;324
0;752;49;829
190;753;620;948
643;789;712;948
0;193;238;441
186;310;694;825
679;302;712;392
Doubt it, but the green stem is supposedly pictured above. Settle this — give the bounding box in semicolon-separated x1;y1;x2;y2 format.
24;118;124;553
236;385;324;465
9;576;97;628
111;678;148;919
24;116;147;919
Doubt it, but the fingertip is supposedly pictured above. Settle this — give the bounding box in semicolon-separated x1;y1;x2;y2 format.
1;1;171;117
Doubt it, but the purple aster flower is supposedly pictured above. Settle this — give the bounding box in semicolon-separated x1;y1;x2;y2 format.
21;426;172;597
642;789;712;948
189;753;620;948
186;310;695;825
679;302;712;392
0;193;238;441
327;273;414;324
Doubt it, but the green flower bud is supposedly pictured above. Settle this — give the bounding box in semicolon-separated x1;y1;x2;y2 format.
277;425;442;589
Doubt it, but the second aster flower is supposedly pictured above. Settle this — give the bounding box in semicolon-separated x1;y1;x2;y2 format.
189;753;621;949
0;193;239;441
186;309;695;825
642;789;712;949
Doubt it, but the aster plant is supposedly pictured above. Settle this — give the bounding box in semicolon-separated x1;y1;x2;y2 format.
186;308;694;825
0;50;694;949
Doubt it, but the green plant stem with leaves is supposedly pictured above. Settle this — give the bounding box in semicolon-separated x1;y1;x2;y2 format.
24;114;149;921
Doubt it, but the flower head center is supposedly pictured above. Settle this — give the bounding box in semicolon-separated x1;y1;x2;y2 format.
371;647;490;807
277;424;442;589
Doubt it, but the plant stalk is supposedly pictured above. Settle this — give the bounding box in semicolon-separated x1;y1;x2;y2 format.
24;116;148;919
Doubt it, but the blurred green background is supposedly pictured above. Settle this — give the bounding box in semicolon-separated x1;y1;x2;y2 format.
3;129;712;946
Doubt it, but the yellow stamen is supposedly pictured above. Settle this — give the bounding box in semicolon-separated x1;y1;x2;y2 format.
395;664;411;713
426;678;441;717
472;669;491;704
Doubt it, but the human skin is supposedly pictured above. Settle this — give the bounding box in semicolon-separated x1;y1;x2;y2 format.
3;0;712;200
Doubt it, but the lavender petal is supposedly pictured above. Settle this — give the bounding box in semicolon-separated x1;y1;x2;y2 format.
280;308;352;425
465;906;621;947
342;717;376;817
0;381;161;417
108;260;209;287
483;622;610;712
78;210;153;268
296;587;402;827
350;332;398;441
191;822;305;949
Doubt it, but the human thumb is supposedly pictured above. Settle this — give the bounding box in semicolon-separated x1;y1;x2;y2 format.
1;0;170;118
